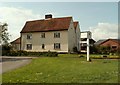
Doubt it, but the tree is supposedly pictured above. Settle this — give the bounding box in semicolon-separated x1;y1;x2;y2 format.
90;45;98;54
0;23;10;44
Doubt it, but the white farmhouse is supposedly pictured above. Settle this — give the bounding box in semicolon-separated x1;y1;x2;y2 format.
13;14;81;53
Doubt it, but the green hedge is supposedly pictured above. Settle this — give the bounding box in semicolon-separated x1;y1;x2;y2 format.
90;55;120;59
5;51;58;57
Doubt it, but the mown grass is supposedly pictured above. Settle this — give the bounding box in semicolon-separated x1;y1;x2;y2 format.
2;54;119;83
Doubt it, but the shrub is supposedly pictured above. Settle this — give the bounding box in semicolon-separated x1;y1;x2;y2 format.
90;55;120;59
47;51;58;57
5;50;58;57
2;44;13;56
79;55;85;58
73;47;78;53
8;51;18;56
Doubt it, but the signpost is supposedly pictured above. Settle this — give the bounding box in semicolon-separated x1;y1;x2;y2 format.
87;38;90;61
81;31;91;61
87;32;90;61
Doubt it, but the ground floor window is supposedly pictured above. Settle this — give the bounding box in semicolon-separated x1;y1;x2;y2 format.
27;44;32;50
42;44;45;49
54;43;60;49
111;46;117;49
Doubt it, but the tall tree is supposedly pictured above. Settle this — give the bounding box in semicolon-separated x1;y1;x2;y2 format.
0;22;10;44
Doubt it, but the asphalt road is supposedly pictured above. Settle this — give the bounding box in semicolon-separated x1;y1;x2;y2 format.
0;56;37;74
1;59;31;74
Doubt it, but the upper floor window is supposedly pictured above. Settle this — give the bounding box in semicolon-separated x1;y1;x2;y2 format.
41;33;45;38
54;43;60;49
26;44;32;50
54;32;60;38
27;34;32;39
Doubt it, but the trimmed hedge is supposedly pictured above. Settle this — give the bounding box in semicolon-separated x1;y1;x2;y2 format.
90;55;120;59
5;51;58;57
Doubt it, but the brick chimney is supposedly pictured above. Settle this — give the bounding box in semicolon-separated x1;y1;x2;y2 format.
45;14;52;19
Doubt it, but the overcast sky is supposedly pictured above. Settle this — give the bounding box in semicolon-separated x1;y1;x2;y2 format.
0;2;118;42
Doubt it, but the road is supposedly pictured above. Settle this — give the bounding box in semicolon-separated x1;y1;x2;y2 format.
0;56;37;74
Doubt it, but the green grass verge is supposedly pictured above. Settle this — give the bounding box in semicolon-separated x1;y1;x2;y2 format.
2;54;119;83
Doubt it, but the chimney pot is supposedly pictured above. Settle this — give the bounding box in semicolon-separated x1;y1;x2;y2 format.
45;14;52;19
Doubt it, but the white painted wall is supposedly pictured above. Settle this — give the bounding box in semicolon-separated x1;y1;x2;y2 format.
68;19;76;53
21;30;68;52
75;23;81;51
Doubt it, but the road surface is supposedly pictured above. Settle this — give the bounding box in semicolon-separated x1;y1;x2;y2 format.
0;56;37;74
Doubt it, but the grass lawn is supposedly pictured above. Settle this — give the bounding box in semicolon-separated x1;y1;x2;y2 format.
2;54;119;83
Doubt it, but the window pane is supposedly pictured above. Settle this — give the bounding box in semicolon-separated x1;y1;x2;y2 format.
27;44;32;50
41;33;45;38
112;46;117;49
54;32;60;38
54;43;60;49
27;34;32;39
42;44;45;49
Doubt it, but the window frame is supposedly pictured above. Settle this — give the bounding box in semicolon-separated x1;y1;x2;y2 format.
111;45;117;49
26;44;32;50
42;44;45;49
41;33;45;38
54;32;60;38
54;43;60;49
27;34;32;39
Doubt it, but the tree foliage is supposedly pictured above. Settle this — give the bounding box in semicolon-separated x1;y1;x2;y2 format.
0;23;10;44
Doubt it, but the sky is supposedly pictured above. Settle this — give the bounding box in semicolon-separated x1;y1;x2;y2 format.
0;2;118;42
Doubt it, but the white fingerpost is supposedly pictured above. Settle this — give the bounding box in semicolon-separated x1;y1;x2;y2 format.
87;32;90;61
87;38;90;61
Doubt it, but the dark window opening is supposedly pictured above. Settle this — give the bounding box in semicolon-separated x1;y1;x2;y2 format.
42;44;45;49
54;32;60;38
27;44;32;50
27;34;32;39
41;33;45;38
112;46;117;49
54;43;60;49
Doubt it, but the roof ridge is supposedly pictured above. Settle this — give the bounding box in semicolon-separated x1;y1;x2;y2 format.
26;16;72;22
21;16;73;33
74;21;79;23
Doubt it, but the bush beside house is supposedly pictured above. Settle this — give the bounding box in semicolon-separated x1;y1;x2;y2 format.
3;50;58;57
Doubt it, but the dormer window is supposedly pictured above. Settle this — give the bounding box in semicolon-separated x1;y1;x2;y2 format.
54;32;60;38
27;34;32;39
41;33;45;38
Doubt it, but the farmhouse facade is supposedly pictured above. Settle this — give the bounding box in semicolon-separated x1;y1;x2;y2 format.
19;14;81;53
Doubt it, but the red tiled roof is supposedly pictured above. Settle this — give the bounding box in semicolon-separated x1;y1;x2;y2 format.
96;39;120;45
73;21;78;29
11;37;20;44
21;17;72;33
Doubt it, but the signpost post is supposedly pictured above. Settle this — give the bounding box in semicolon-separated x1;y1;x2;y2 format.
81;31;91;61
87;32;90;61
87;38;90;61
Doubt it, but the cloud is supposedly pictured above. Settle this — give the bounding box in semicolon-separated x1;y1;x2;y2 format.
90;23;118;41
0;7;41;42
